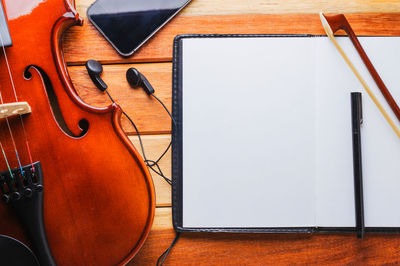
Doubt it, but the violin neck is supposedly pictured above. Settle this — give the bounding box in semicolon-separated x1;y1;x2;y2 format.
0;1;12;47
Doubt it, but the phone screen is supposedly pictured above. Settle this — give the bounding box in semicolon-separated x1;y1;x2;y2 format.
87;0;191;56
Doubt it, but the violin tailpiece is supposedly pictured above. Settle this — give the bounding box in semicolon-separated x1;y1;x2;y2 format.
0;162;56;266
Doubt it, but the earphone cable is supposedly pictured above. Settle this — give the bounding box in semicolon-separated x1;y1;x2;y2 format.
106;85;177;265
156;232;181;266
150;93;176;164
105;89;173;185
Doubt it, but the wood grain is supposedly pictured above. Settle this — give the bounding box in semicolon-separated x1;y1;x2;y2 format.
75;0;400;18
68;63;172;134
63;13;400;65
0;0;155;265
131;208;400;265
129;135;172;207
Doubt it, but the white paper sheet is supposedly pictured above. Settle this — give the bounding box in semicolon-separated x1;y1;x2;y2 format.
315;36;400;227
180;36;400;228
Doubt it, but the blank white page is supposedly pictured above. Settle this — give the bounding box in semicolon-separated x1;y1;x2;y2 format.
182;37;317;228
315;36;400;227
180;36;400;229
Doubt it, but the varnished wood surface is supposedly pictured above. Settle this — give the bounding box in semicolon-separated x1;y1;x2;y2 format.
73;0;400;17
64;13;400;65
0;0;155;265
133;208;400;265
69;63;173;134
129;135;171;207
62;0;400;264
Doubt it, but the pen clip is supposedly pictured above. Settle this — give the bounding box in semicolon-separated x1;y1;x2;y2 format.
358;93;363;124
351;92;363;124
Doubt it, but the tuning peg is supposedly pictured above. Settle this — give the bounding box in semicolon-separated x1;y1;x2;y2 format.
12;191;20;201
1;194;10;203
24;188;33;198
35;184;43;192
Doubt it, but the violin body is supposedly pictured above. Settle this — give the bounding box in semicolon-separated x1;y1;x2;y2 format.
0;0;155;265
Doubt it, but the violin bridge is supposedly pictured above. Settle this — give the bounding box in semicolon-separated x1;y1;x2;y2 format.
0;102;31;119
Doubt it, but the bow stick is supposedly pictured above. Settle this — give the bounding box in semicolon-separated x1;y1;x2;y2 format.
320;12;400;140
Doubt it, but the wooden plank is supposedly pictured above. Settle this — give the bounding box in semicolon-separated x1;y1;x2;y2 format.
68;63;172;135
75;0;400;18
131;207;400;265
131;208;174;266
63;13;400;65
129;135;172;207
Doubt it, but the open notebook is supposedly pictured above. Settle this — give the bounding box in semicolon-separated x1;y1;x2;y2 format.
171;35;400;233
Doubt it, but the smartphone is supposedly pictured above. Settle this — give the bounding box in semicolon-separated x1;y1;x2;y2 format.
87;0;192;57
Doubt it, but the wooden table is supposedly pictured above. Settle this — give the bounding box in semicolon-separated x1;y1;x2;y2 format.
63;0;400;264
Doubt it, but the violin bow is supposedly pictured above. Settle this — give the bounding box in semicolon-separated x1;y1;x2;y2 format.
319;12;400;139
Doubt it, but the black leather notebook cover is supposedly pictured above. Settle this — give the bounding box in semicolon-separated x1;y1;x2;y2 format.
171;34;400;234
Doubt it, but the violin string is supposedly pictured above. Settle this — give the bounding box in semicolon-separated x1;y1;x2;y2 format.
19;119;34;172
0;141;13;178
0;92;23;175
0;31;35;171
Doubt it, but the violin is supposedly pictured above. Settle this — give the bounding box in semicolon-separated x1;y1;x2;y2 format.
0;0;155;265
0;234;39;265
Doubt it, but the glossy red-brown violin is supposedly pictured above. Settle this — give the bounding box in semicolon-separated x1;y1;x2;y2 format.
0;0;155;265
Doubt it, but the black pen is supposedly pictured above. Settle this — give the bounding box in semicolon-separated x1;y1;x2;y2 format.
351;92;365;239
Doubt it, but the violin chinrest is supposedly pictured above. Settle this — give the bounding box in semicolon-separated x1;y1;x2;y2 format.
0;234;39;266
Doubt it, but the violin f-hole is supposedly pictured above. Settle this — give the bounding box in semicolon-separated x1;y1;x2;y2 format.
24;65;89;138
